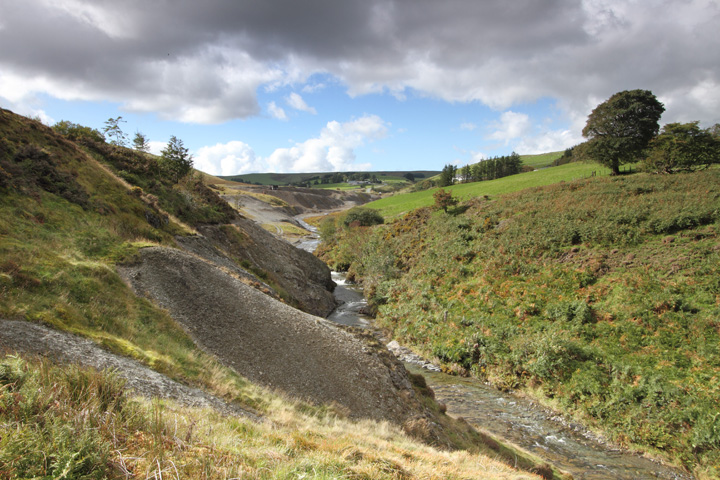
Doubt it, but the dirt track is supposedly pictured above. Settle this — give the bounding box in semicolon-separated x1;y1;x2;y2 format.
0;318;259;419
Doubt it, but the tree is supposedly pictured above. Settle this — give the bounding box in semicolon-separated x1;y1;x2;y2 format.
103;116;128;146
342;207;384;227
642;122;720;173
582;90;664;175
438;164;456;187
160;135;193;182
53;120;105;143
459;164;471;183
403;172;415;182
132;131;150;153
707;123;720;139
433;188;458;213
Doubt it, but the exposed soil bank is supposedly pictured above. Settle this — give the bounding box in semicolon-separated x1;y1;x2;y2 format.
118;247;431;427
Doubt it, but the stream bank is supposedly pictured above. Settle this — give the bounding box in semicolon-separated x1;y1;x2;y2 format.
324;269;692;480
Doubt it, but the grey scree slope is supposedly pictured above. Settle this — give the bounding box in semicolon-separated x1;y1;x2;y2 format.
119;247;421;424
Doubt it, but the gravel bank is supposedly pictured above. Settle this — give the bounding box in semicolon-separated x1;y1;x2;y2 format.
118;246;427;425
0;318;258;419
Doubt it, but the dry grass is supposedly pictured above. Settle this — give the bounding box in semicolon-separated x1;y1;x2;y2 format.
0;354;541;480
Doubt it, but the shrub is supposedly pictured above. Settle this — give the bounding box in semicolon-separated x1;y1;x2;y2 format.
52;120;105;143
643;122;720;173
10;144;89;207
342;207;384;227
433;188;458;212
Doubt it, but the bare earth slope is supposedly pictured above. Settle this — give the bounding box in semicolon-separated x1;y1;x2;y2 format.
0;319;258;419
193;216;336;317
119;246;426;425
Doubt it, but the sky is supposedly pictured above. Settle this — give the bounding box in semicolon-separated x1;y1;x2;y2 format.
1;0;719;176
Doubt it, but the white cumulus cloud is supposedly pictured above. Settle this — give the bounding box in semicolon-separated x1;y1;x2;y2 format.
489;111;531;143
267;115;387;172
268;101;288;121
286;92;317;114
193;114;388;175
195;141;263;176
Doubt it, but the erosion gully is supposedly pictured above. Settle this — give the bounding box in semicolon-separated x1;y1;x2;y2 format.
295;220;691;480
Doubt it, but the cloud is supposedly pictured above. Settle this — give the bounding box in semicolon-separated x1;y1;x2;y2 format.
266;115;387;172
514;128;582;155
193;115;387;175
147;141;166;156
0;0;718;127
488;111;531;143
285;92;317;114
460;122;477;131
194;141;263;176
268;101;288;121
302;82;326;93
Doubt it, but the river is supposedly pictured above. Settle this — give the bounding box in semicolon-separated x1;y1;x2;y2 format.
296;223;692;479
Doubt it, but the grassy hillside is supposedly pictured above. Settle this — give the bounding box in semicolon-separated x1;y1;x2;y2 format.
0;109;553;479
519;151;563;168
0;108;264;405
318;170;720;477
366;161;612;218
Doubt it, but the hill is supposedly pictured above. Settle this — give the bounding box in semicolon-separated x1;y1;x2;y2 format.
221;170;440;186
519;151;564;168
318;169;720;477
365;161;611;218
0;109;555;479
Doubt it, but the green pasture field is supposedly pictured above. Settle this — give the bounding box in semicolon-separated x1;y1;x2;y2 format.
519;151;564;168
366;162;613;218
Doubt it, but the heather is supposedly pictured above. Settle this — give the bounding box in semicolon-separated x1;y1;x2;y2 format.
318;170;720;476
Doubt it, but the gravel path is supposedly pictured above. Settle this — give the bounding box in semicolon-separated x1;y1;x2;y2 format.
0;318;259;420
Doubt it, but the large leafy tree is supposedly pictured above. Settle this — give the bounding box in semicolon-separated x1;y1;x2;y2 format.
160;135;193;182
582;90;664;175
642;122;720;173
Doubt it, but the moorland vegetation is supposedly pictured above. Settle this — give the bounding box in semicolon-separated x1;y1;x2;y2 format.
317;90;720;477
0;108;559;479
318;170;720;476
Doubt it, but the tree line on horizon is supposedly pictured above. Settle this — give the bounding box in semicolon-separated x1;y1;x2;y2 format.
436;89;720;189
439;153;524;188
38;87;720;192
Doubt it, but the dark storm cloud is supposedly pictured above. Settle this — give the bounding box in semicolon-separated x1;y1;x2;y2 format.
1;0;718;125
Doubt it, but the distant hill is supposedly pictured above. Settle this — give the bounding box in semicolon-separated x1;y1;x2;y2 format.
220;170;441;186
366;161;610;218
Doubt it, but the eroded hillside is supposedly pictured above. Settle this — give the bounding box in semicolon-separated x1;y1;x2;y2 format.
0;109;556;479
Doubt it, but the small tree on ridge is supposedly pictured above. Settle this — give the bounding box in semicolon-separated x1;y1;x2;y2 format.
161;135;193;183
103;116;128;146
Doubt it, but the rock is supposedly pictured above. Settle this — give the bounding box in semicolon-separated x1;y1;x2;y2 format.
177;218;337;317
386;340;441;372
